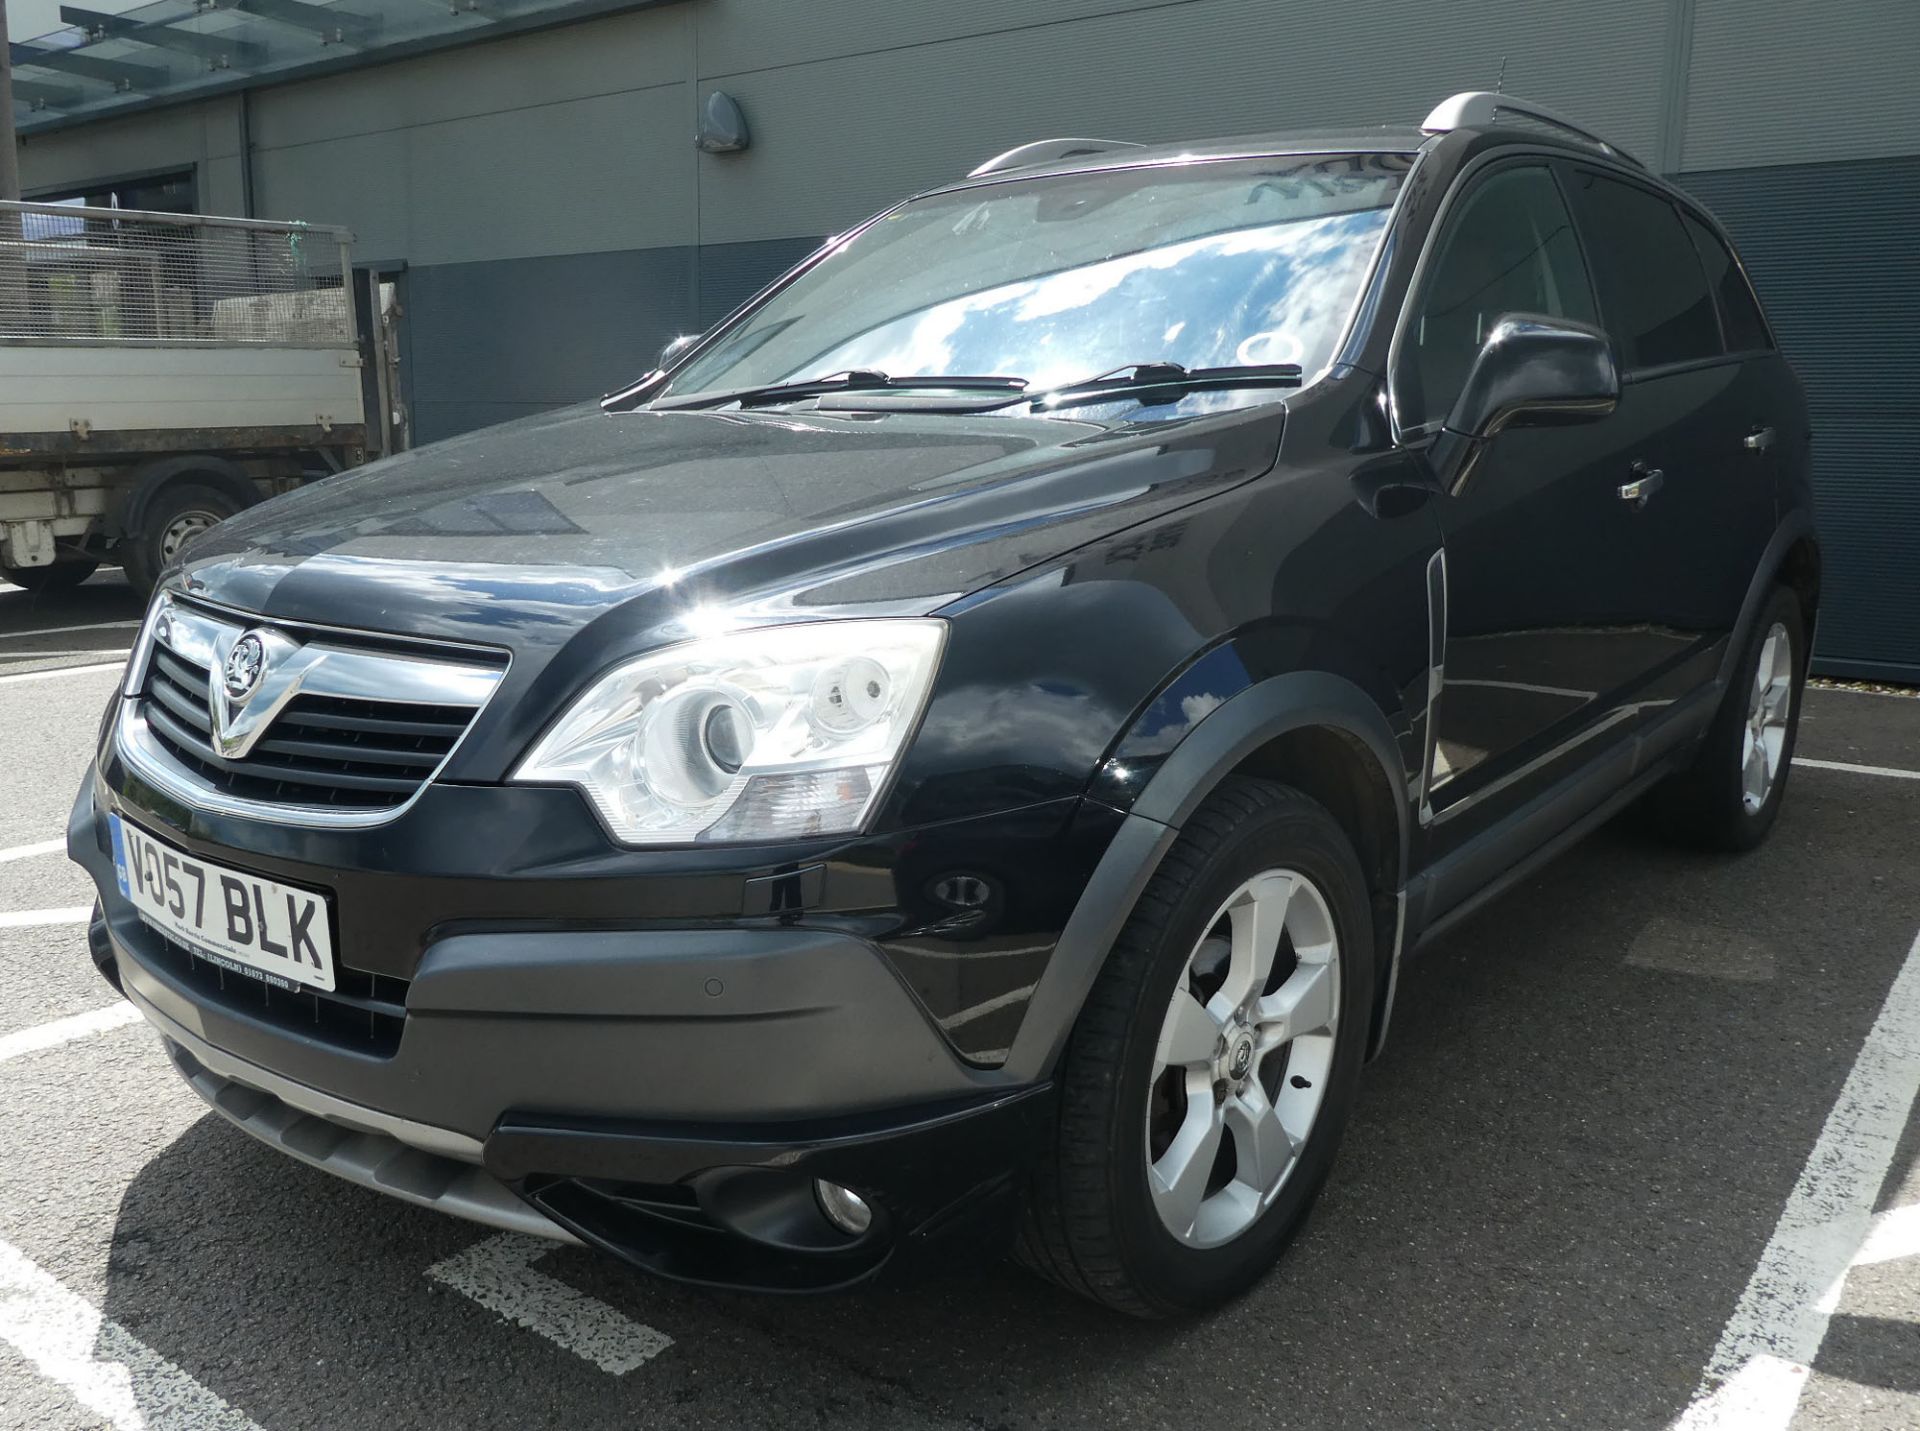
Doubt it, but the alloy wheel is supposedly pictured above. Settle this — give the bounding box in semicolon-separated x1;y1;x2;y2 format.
1145;868;1341;1249
1742;620;1793;814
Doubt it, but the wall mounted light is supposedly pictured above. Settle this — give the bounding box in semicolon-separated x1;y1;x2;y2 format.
695;91;750;153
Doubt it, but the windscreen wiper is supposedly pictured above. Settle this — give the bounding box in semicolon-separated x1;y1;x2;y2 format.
652;369;1029;411
1022;362;1304;410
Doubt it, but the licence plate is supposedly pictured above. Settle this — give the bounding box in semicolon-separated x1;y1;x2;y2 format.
109;814;336;993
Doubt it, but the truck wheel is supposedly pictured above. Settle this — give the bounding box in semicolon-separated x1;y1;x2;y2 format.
2;559;100;594
1017;777;1373;1317
123;484;241;595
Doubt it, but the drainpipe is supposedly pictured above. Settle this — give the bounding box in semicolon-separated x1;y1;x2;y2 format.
238;90;256;217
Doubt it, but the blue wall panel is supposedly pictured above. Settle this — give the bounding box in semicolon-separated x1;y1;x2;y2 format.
1682;156;1920;680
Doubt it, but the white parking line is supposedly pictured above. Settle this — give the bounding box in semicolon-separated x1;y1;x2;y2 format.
427;1233;673;1375
1795;757;1920;782
0;620;140;641
1672;925;1920;1431
0;648;134;664
0;907;92;930
0;840;65;864
0;661;126;686
1854;1203;1920;1268
0;1005;141;1065
0;1236;263;1431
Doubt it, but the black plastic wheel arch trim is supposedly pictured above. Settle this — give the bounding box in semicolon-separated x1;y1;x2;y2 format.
1003;669;1412;1082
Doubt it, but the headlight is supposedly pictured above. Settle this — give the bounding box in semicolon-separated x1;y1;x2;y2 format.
512;620;946;845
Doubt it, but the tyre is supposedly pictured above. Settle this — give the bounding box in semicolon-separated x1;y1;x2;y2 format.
1019;777;1374;1317
1642;585;1806;852
1;559;99;594
123;483;243;595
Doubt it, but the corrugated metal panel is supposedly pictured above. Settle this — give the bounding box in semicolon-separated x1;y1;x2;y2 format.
695;236;819;328
1683;0;1920;172
1682;157;1920;680
409;245;695;432
696;0;1673;245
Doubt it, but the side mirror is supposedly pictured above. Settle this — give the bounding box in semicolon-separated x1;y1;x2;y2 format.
1447;313;1618;438
1430;313;1618;492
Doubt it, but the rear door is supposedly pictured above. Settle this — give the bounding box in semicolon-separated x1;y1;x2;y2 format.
1560;166;1774;686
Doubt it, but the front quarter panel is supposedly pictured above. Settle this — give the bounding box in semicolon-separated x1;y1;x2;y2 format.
887;377;1441;1072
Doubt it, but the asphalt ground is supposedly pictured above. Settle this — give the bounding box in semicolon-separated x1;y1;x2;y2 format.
1;569;1916;1431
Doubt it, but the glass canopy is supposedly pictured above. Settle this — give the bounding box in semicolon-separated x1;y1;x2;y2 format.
10;0;685;134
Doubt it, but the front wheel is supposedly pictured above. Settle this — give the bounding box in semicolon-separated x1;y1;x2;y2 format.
1018;777;1374;1317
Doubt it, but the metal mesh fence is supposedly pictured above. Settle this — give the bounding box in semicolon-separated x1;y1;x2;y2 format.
0;202;355;345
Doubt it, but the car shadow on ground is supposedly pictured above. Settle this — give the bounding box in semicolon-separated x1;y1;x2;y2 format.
97;769;1920;1429
0;570;140;621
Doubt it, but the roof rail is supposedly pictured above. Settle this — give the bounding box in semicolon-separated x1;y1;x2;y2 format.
1421;91;1644;168
968;137;1147;178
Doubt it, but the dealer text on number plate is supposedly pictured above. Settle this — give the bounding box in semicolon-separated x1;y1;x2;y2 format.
109;814;336;992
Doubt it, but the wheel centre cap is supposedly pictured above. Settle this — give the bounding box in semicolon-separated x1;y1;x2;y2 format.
1225;1032;1256;1082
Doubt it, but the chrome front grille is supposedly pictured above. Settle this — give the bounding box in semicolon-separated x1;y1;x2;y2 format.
119;594;507;824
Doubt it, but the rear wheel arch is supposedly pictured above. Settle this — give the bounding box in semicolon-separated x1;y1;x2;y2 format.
1720;514;1819;692
1778;533;1820;635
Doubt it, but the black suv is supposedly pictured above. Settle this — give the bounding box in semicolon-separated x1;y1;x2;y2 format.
70;92;1816;1317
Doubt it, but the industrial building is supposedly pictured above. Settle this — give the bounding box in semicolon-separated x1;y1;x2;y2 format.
7;0;1918;679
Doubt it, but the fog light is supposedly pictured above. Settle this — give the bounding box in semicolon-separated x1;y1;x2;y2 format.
814;1179;872;1236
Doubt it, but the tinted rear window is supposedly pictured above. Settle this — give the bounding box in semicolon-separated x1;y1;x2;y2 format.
1567;171;1720;369
1683;212;1772;353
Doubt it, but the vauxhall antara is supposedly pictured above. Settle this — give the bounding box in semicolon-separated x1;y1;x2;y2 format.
71;93;1816;1315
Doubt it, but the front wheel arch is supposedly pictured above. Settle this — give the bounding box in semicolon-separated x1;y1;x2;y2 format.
1004;671;1414;1084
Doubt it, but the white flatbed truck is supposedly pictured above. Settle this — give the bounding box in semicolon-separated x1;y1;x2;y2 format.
0;200;388;593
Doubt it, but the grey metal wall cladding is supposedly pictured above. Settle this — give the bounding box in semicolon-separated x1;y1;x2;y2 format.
695;236;820;329
408;246;695;444
1682;156;1920;681
405;237;823;444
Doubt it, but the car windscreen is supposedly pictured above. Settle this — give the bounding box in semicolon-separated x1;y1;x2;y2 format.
658;152;1411;403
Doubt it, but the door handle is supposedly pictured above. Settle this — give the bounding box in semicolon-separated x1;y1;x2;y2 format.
1744;426;1776;452
1618;466;1664;508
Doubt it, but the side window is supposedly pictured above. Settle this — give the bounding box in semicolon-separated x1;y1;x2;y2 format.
1399;165;1596;431
1566;171;1721;369
1682;212;1772;353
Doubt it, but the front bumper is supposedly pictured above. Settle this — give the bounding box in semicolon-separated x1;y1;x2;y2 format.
134;982;1050;1288
72;773;1058;1288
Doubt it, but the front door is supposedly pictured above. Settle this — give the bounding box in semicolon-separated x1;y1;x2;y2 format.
1394;161;1673;829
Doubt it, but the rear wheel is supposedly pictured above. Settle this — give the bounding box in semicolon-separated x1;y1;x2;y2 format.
122;483;243;595
1643;585;1805;851
1018;777;1373;1316
1;558;99;594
